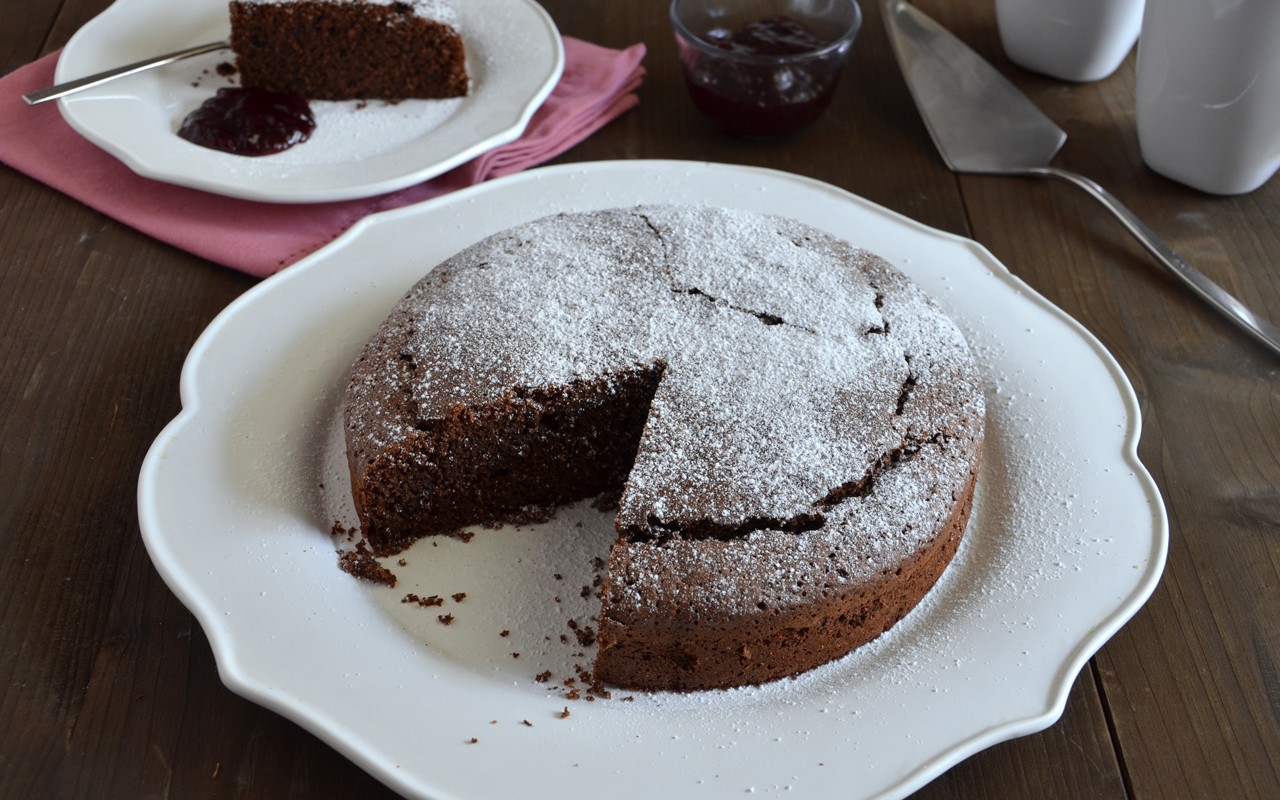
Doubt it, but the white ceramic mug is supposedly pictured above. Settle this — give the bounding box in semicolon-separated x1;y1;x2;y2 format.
1135;0;1280;196
995;0;1145;82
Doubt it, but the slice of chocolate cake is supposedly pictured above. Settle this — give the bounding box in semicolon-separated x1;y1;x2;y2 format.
229;0;468;101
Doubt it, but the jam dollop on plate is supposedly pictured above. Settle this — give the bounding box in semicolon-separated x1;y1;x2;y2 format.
178;87;316;156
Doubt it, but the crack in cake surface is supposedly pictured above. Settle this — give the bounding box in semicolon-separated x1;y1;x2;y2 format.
632;429;949;543
814;432;943;510
670;285;817;332
894;355;917;416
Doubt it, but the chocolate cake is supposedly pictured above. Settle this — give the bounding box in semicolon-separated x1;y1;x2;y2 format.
229;0;468;101
343;205;985;691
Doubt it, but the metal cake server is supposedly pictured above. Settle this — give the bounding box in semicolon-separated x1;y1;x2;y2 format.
23;41;229;106
882;0;1280;358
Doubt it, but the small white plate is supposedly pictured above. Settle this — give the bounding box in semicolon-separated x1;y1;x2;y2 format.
55;0;563;202
138;160;1167;800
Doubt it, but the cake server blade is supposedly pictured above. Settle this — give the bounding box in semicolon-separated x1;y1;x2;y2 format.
23;41;229;106
881;0;1280;358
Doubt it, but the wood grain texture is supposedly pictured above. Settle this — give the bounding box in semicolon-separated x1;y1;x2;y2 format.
2;0;1277;797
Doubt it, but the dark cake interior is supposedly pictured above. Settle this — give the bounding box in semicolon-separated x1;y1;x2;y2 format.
353;364;665;555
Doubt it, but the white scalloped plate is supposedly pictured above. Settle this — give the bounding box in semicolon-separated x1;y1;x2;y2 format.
138;160;1167;799
54;0;563;202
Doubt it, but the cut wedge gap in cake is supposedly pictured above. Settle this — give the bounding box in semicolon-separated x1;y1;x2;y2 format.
351;362;666;557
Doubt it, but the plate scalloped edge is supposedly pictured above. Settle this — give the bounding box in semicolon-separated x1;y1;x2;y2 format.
138;159;1168;800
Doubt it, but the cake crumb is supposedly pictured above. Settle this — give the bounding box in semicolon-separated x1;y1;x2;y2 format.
567;619;596;647
337;540;396;587
451;592;467;602
499;629;510;638
521;719;533;727
330;520;358;542
403;593;444;607
534;670;553;683
467;737;479;744
438;613;454;625
558;706;571;719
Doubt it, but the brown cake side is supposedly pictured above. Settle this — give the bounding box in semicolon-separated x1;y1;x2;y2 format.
343;205;986;691
595;456;979;690
229;0;468;101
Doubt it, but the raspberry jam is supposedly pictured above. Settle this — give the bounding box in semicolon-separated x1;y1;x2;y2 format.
178;87;316;156
706;15;825;56
678;15;849;138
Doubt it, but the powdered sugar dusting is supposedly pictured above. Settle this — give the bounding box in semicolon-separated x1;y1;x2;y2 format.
247;98;466;166
346;205;984;621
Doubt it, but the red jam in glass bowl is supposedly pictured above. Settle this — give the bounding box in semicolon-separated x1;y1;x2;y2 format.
671;0;862;137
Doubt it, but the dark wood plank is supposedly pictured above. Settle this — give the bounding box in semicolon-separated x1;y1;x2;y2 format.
915;667;1127;799
0;0;62;71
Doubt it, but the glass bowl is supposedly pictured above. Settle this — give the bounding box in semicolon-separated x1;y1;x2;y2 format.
670;0;863;137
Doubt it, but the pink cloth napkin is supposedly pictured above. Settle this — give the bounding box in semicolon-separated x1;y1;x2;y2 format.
0;38;645;277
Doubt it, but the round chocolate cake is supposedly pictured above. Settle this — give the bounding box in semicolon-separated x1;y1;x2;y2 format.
344;205;985;691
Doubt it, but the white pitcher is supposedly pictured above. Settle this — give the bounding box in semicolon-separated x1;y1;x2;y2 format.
996;0;1145;82
1135;0;1280;195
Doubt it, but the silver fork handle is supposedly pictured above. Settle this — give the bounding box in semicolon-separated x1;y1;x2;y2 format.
1027;165;1280;358
23;41;230;105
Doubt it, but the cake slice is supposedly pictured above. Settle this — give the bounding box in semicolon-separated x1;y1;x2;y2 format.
229;0;469;101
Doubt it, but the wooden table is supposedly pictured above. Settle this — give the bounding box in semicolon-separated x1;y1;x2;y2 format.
4;0;1278;797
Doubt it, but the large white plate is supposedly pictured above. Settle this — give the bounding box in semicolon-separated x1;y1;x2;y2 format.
138;160;1167;799
55;0;563;202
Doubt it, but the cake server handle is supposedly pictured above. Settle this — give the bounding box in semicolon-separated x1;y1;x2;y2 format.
23;40;230;106
1027;166;1280;358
